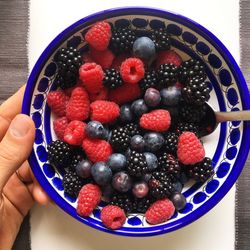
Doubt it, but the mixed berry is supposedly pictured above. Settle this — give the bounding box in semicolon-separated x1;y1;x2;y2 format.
46;20;215;229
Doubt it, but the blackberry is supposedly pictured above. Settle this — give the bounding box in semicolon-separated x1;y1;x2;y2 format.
157;64;178;88
164;132;178;154
123;123;141;137
150;28;171;51
176;122;199;136
158;153;181;179
47;140;72;168
109;27;136;54
53;47;82;89
148;171;175;199
126;150;148;177
110;193;134;213
69;147;85;169
110;127;130;152
188;157;214;182
63;170;83;198
139;70;158;92
182;76;211;106
180;103;207;123
178;59;206;84
133;196;156;213
103;68;123;89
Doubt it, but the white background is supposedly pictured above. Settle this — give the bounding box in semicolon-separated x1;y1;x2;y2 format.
29;0;239;249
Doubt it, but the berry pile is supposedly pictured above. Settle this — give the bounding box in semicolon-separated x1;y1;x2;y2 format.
47;21;214;230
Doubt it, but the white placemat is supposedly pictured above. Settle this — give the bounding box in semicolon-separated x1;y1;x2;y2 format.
29;1;239;249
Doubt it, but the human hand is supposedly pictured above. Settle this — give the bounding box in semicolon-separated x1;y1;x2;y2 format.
0;86;50;249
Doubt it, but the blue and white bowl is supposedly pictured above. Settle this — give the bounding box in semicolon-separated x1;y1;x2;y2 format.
22;7;250;236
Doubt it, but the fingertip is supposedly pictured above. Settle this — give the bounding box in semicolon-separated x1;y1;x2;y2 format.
33;186;50;205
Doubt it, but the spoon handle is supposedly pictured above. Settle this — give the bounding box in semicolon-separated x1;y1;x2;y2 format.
216;110;250;123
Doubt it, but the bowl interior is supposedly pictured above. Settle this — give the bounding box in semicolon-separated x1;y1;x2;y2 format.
23;7;250;236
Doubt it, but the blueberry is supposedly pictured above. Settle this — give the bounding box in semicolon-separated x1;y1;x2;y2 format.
130;135;145;152
143;132;164;152
144;88;161;107
112;171;132;192
120;104;134;123
141;173;152;183
86;121;106;139
76;160;92;178
132;181;149;198
179;171;189;184
171;192;187;210
131;99;148;117
133;37;156;61
172;181;183;193
91;162;112;186
107;153;127;172
160;86;181;106
143;152;158;171
101;184;115;202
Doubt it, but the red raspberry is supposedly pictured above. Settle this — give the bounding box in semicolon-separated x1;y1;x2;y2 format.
89;87;109;102
90;48;115;69
177;132;205;165
120;58;145;84
156;50;183;68
47;91;69;117
53;117;68;140
111;54;129;70
82;52;94;63
108;83;141;105
90;100;120;124
85;21;111;51
77;184;102;217
101;205;126;230
66;87;90;121
63;81;84;96
82;138;113;163
140;109;171;132
63;120;87;146
79;63;104;94
145;199;175;225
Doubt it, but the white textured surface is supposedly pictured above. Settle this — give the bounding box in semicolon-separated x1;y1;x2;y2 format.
29;0;239;249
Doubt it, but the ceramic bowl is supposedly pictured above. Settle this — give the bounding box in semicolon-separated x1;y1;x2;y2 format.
22;7;250;236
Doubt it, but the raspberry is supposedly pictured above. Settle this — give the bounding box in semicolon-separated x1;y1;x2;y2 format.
108;83;141;105
101;205;126;229
63;120;87;146
82;138;113;163
53;117;68;140
177;132;205;165
90;48;115;69
77;184;102;216
120;58;145;84
82;52;94;63
140;109;171;132
66;87;90;121
145;198;175;225
111;54;129;70
156;50;182;68
85;21;111;51
89;87;108;102
79;63;104;94
47;91;69;117
90;100;120;124
63;80;83;96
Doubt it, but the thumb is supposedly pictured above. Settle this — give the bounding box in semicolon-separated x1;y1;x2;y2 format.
0;114;35;191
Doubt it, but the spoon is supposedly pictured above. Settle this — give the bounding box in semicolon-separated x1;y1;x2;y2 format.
198;103;250;137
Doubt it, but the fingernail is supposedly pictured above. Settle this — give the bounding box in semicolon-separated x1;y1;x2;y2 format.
10;115;31;137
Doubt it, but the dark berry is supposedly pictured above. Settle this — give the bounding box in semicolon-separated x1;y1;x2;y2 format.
144;88;161;107
130;135;145;152
172;181;183;193
157;63;178;88
63;170;83;198
124;123;141;137
144;132;164;152
171;192;187;210
132;181;149;198
112;171;132;193
143;152;158;171
76;159;92;179
158;153;181;178
164;132;178;154
110;193;134;213
131;99;148;117
110;127;130;152
139;70;158;92
101;184;115;202
150;28;171;51
160;86;181;106
133;37;156;61
176;122;199;136
85;121;106;139
103;68;123;89
107;153;127;172
119;104;134;123
180;103;207;123
91;162;112;186
133;196;156;213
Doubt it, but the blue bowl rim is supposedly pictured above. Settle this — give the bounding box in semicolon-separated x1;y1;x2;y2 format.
22;6;250;237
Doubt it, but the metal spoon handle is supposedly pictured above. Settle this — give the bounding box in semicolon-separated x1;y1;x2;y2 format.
216;110;250;123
